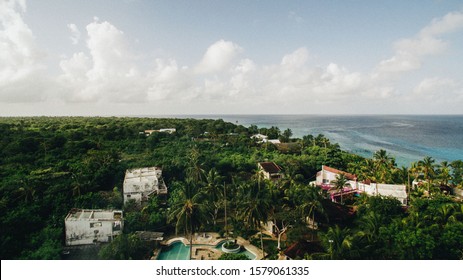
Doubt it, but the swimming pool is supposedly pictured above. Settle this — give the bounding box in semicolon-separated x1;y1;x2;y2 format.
157;241;190;260
157;240;256;260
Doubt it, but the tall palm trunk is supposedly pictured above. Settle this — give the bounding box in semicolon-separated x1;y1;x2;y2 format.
260;229;264;259
312;210;316;241
189;217;193;260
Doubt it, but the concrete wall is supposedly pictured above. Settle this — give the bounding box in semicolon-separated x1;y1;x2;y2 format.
124;192;143;205
316;170;338;185
65;219;122;246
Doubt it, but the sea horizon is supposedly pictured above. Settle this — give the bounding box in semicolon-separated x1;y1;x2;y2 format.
163;114;463;168
2;114;462;167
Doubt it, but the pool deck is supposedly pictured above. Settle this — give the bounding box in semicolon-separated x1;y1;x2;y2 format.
158;232;264;260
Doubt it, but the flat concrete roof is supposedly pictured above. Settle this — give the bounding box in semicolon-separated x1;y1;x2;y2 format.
65;209;123;221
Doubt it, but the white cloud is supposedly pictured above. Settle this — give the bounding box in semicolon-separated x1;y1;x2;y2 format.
281;47;309;68
229;59;257;97
0;0;49;102
146;58;192;101
195;40;243;74
85;20;133;79
413;77;459;99
377;11;463;75
1;2;462;115
58;20;146;102
409;77;463;112
419;11;463;37
67;23;81;45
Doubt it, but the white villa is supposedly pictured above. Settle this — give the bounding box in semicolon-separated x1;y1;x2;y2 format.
123;167;167;205
316;165;357;187
315;165;407;205
250;134;281;144
250;134;268;142
144;128;176;136
65;209;123;246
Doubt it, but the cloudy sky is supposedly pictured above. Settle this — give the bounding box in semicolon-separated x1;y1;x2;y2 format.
1;0;463;116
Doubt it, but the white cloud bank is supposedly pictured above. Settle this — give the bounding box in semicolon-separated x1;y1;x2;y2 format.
376;11;463;75
0;0;49;102
1;1;463;115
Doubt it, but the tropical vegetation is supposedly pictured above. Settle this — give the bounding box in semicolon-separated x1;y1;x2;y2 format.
0;117;462;260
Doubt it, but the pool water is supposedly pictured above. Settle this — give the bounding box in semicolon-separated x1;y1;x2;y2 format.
157;241;256;260
157;242;190;260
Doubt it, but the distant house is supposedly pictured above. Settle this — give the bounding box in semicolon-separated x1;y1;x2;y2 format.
144;130;156;136
144;128;176;136
123;167;167;205
258;162;284;181
65;209;123;246
250;134;282;145
265;139;281;144
159;128;176;134
314;165;407;205
251;134;268;142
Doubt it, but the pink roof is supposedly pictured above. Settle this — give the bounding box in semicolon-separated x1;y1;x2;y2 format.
322;165;357;181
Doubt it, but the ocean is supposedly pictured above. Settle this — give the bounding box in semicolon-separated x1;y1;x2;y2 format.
170;115;463;167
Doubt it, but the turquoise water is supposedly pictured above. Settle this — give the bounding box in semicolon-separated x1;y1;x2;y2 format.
157;241;190;260
215;241;257;260
157;240;256;260
164;114;463;167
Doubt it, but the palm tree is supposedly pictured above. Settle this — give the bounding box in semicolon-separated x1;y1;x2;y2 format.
409;161;422;194
419;156;437;193
373;149;395;183
168;180;207;260
357;212;383;243
396;166;409;185
298;185;326;240
438;161;452;186
363;159;379;183
434;203;458;225
186;147;205;184
450;160;463;186
322;225;354;260
203;169;224;225
334;173;349;204
347;160;365;181
240;178;272;259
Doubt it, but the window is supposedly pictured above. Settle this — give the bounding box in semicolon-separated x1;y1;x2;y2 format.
113;221;121;231
90;222;102;228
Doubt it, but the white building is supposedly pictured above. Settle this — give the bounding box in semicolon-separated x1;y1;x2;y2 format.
65;209;123;246
315;165;407;205
251;134;268;142
144;128;176;136
159;128;176;134
315;165;357;187
123;167;167;205
358;183;408;205
264;139;281;144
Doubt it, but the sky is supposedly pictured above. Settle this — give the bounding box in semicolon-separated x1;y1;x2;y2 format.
1;0;463;116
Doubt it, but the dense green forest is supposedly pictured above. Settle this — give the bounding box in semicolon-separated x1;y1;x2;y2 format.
0;117;462;260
